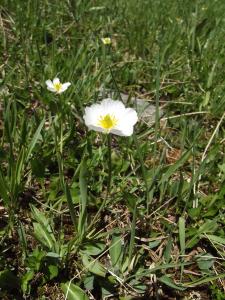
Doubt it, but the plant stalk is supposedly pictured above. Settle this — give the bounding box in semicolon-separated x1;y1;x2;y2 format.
107;133;112;195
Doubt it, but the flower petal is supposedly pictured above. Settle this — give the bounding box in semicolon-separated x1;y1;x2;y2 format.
101;98;126;116
86;124;106;133
83;98;138;136
60;82;71;93
112;125;134;136
47;86;57;92
53;78;60;85
83;104;102;127
124;108;138;125
45;79;54;89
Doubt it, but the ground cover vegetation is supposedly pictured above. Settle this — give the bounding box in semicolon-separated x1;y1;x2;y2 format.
0;0;225;299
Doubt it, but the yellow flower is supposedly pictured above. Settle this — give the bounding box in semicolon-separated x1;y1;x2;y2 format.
101;37;111;45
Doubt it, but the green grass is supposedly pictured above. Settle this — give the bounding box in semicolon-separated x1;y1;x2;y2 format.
0;0;225;299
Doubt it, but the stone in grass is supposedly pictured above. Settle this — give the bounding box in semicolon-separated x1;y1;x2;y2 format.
99;89;163;127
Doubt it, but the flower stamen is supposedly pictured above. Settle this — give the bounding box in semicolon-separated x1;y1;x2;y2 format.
53;82;63;92
98;114;118;132
101;37;111;45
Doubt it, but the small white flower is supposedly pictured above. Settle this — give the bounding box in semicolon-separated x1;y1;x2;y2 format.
83;98;138;136
101;37;111;45
45;78;71;94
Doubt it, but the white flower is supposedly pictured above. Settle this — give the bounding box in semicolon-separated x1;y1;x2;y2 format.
45;78;71;94
101;37;111;45
83;98;138;136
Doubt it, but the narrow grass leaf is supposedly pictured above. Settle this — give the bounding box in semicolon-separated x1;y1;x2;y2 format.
184;273;225;287
179;217;185;255
14;147;26;193
26;117;45;161
163;234;173;263
186;219;217;248
160;149;191;184
78;160;88;236
179;216;185;280
203;234;225;246
128;261;193;280
18;221;28;257
207;60;217;89
65;184;77;228
0;168;9;205
128;200;137;267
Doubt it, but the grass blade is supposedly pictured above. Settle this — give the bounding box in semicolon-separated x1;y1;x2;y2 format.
26;117;45;161
65;184;77;229
78;160;88;237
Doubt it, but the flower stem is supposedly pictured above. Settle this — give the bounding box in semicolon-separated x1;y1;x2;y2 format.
87;134;112;231
107;133;112;195
133;133;149;210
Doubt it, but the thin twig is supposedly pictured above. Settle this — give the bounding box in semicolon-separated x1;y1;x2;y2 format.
161;111;209;121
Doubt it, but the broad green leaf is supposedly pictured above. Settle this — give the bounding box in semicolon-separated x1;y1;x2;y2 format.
83;274;94;290
196;253;215;271
126;193;137;212
21;271;34;294
100;277;117;297
81;241;105;256
30;205;56;250
149;239;161;249
48;265;58;280
109;233;123;270
82;254;106;277
26;248;46;271
129;278;147;293
30;204;50;227
61;282;89;300
33;223;55;249
46;252;61;258
159;275;185;291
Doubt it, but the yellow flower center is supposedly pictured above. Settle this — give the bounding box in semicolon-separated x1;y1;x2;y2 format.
54;82;62;92
102;37;111;45
98;114;118;131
